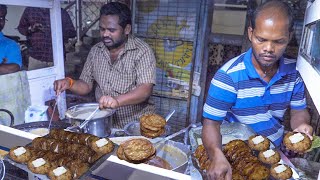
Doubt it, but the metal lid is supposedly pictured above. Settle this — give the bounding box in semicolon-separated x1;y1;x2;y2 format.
65;103;115;120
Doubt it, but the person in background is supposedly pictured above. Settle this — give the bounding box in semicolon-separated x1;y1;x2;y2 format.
0;4;22;75
202;1;313;179
17;7;76;70
54;2;156;128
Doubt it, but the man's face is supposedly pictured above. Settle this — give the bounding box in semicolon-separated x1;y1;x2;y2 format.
99;15;131;50
0;9;6;32
248;13;291;68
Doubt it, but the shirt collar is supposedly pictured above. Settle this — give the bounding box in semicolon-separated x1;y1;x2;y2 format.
244;48;288;79
0;32;4;40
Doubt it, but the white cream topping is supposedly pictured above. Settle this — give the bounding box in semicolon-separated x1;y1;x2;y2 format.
53;166;67;177
289;132;305;144
13;147;26;156
197;138;203;145
96;138;108;148
274;164;287;174
263;149;275;158
32;158;46;168
252;135;264;145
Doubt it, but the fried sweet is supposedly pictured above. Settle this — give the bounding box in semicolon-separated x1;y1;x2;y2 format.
247;164;270;180
123;138;156;162
27;157;51;174
194;144;206;159
90;137;114;154
270;164;293;180
283;132;311;153
232;171;245;180
223;139;247;154
140;114;166;131
48;166;73;180
258;149;281;165
248;135;270;151
116;144;128;161
9;146;31;163
141;128;165;138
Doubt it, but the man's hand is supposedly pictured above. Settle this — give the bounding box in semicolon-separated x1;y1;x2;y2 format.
53;78;70;95
99;96;120;109
206;149;232;180
29;23;44;33
293;123;313;140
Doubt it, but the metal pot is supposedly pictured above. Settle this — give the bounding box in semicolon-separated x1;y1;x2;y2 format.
0;109;14;127
65;103;115;137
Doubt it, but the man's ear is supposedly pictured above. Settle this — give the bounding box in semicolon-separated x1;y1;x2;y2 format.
248;26;253;42
124;24;131;35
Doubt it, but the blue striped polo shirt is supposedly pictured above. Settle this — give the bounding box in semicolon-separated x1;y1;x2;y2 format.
203;48;306;146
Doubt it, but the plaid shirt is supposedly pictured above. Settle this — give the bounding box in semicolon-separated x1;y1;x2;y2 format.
17;7;76;62
80;35;156;128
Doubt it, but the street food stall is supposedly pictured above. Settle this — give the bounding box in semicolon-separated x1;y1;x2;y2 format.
1;0;320;179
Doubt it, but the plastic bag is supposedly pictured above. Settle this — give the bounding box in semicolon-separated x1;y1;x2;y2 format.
25;105;48;123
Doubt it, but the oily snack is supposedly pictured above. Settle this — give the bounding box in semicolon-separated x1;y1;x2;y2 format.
123;138;156;162
270;164;293;180
90;137;114;154
258;149;281;165
247;164;270;180
47;166;72;180
9;146;31;163
27;157;51;174
140;114;166;130
248;135;270;151
140;114;167;138
141;128;165;138
283;132;312;153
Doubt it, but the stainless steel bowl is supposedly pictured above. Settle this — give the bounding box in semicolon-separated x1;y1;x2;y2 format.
65;103;115;137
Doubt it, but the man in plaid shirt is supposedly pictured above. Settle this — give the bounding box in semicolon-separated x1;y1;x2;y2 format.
54;2;156;128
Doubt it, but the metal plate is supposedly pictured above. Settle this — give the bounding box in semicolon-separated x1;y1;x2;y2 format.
188;122;300;180
12;121;70;133
110;137;190;173
4;136;117;180
123;121;171;137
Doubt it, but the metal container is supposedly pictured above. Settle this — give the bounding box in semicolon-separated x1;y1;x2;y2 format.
65;103;115;137
154;140;190;173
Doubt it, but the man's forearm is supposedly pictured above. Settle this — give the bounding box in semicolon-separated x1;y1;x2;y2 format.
115;83;153;106
202;119;223;158
0;64;20;75
69;79;92;96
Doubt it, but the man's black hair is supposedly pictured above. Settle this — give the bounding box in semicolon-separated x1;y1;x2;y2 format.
100;2;131;29
0;4;7;13
250;0;294;32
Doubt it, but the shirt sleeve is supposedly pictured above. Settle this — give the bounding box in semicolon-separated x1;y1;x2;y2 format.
79;48;95;86
203;70;237;121
5;41;22;67
290;72;307;110
135;45;156;85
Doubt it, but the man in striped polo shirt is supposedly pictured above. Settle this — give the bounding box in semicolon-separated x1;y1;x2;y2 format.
202;1;313;179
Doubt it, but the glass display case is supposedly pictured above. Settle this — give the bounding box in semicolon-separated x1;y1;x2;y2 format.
297;0;320;112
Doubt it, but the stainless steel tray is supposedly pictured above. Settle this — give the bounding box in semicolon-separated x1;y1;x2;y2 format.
189;122;256;152
4;143;117;180
188;122;300;180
